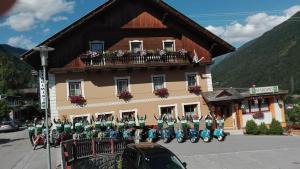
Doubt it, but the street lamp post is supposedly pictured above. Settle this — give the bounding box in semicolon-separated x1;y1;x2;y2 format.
33;45;54;169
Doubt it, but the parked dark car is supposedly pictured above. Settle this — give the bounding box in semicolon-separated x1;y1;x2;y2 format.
122;143;187;169
0;117;19;132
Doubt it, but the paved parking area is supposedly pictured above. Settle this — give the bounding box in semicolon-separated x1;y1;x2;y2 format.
0;129;60;169
1;129;300;169
161;135;300;169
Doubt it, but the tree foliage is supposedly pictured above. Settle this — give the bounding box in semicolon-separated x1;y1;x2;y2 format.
0;45;34;95
0;100;9;118
258;122;269;135
245;120;259;135
212;12;300;94
286;107;300;124
269;119;284;135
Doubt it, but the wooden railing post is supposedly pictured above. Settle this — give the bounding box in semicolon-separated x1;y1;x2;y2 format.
92;139;96;156
111;139;115;154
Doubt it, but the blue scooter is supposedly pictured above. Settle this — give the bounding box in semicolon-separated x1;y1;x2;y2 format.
147;128;157;143
176;129;184;143
200;117;213;143
213;118;225;141
188;128;199;143
123;129;133;140
161;128;171;143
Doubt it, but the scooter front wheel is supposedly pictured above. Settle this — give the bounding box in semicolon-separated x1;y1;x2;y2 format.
190;137;197;143
147;138;153;143
217;136;223;142
163;137;169;143
177;137;183;143
203;137;210;143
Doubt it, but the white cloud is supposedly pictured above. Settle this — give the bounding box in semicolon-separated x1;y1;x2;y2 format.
0;0;75;31
206;5;300;45
52;16;68;22
43;28;50;33
7;35;36;49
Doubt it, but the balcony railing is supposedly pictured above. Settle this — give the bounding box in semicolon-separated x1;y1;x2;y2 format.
80;50;192;67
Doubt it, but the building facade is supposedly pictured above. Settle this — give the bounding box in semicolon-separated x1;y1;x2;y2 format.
202;87;287;129
23;0;234;125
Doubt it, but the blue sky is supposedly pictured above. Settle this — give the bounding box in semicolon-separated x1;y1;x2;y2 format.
0;0;299;49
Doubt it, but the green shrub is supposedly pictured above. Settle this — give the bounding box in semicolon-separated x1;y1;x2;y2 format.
269;119;283;135
246;120;259;135
258;122;269;135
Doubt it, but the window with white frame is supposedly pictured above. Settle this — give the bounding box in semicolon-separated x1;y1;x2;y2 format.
163;40;175;52
90;41;104;53
184;104;198;117
129;40;143;53
116;78;130;94
68;81;82;96
186;73;197;87
121;111;135;120
160;106;175;118
152;75;165;91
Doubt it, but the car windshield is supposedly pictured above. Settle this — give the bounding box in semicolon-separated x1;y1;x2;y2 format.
145;154;185;169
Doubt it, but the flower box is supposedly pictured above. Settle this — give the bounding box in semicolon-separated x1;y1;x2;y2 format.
252;112;264;119
188;85;201;94
69;95;86;104
118;90;132;100
154;88;169;97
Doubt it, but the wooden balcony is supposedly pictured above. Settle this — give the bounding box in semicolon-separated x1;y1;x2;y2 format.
79;51;192;69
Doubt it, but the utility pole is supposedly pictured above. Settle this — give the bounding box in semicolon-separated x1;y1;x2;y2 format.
33;45;54;169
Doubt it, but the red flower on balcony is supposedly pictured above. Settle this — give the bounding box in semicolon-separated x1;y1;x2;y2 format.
69;95;86;104
252;112;264;119
188;85;201;94
154;88;169;97
118;90;133;100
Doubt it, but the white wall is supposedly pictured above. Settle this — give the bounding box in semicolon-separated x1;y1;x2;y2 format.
49;73;58;121
242;112;272;127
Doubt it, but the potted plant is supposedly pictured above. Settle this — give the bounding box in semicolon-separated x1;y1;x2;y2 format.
118;90;133;100
154;88;169;98
69;95;86;104
188;85;201;94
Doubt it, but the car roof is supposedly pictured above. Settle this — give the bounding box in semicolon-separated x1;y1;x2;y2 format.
127;143;173;157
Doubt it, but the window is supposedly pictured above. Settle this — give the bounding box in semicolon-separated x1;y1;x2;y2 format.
186;73;197;87
184;104;198;117
242;98;270;114
122;111;135;119
152;75;165;91
89;41;104;53
68;81;82;96
73;116;88;123
129;40;143;53
160;106;176;118
115;77;130;94
163;40;175;52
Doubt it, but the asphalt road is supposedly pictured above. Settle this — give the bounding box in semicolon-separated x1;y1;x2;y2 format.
161;135;300;169
1;129;300;169
0;129;60;169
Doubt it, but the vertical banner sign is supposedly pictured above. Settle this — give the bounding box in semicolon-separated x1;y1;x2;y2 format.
39;70;46;109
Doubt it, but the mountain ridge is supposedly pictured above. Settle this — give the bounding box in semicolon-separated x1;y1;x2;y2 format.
212;12;300;94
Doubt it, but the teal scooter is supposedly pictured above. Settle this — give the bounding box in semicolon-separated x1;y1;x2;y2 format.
213;117;225;141
200;115;213;143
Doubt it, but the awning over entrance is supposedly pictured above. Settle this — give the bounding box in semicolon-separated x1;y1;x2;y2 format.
202;88;243;103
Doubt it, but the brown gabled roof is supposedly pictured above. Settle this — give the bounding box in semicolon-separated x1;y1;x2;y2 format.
22;0;234;62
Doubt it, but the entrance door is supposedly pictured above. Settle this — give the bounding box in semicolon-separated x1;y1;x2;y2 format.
220;105;234;129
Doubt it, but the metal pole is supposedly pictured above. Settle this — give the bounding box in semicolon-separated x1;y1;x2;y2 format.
43;65;52;169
